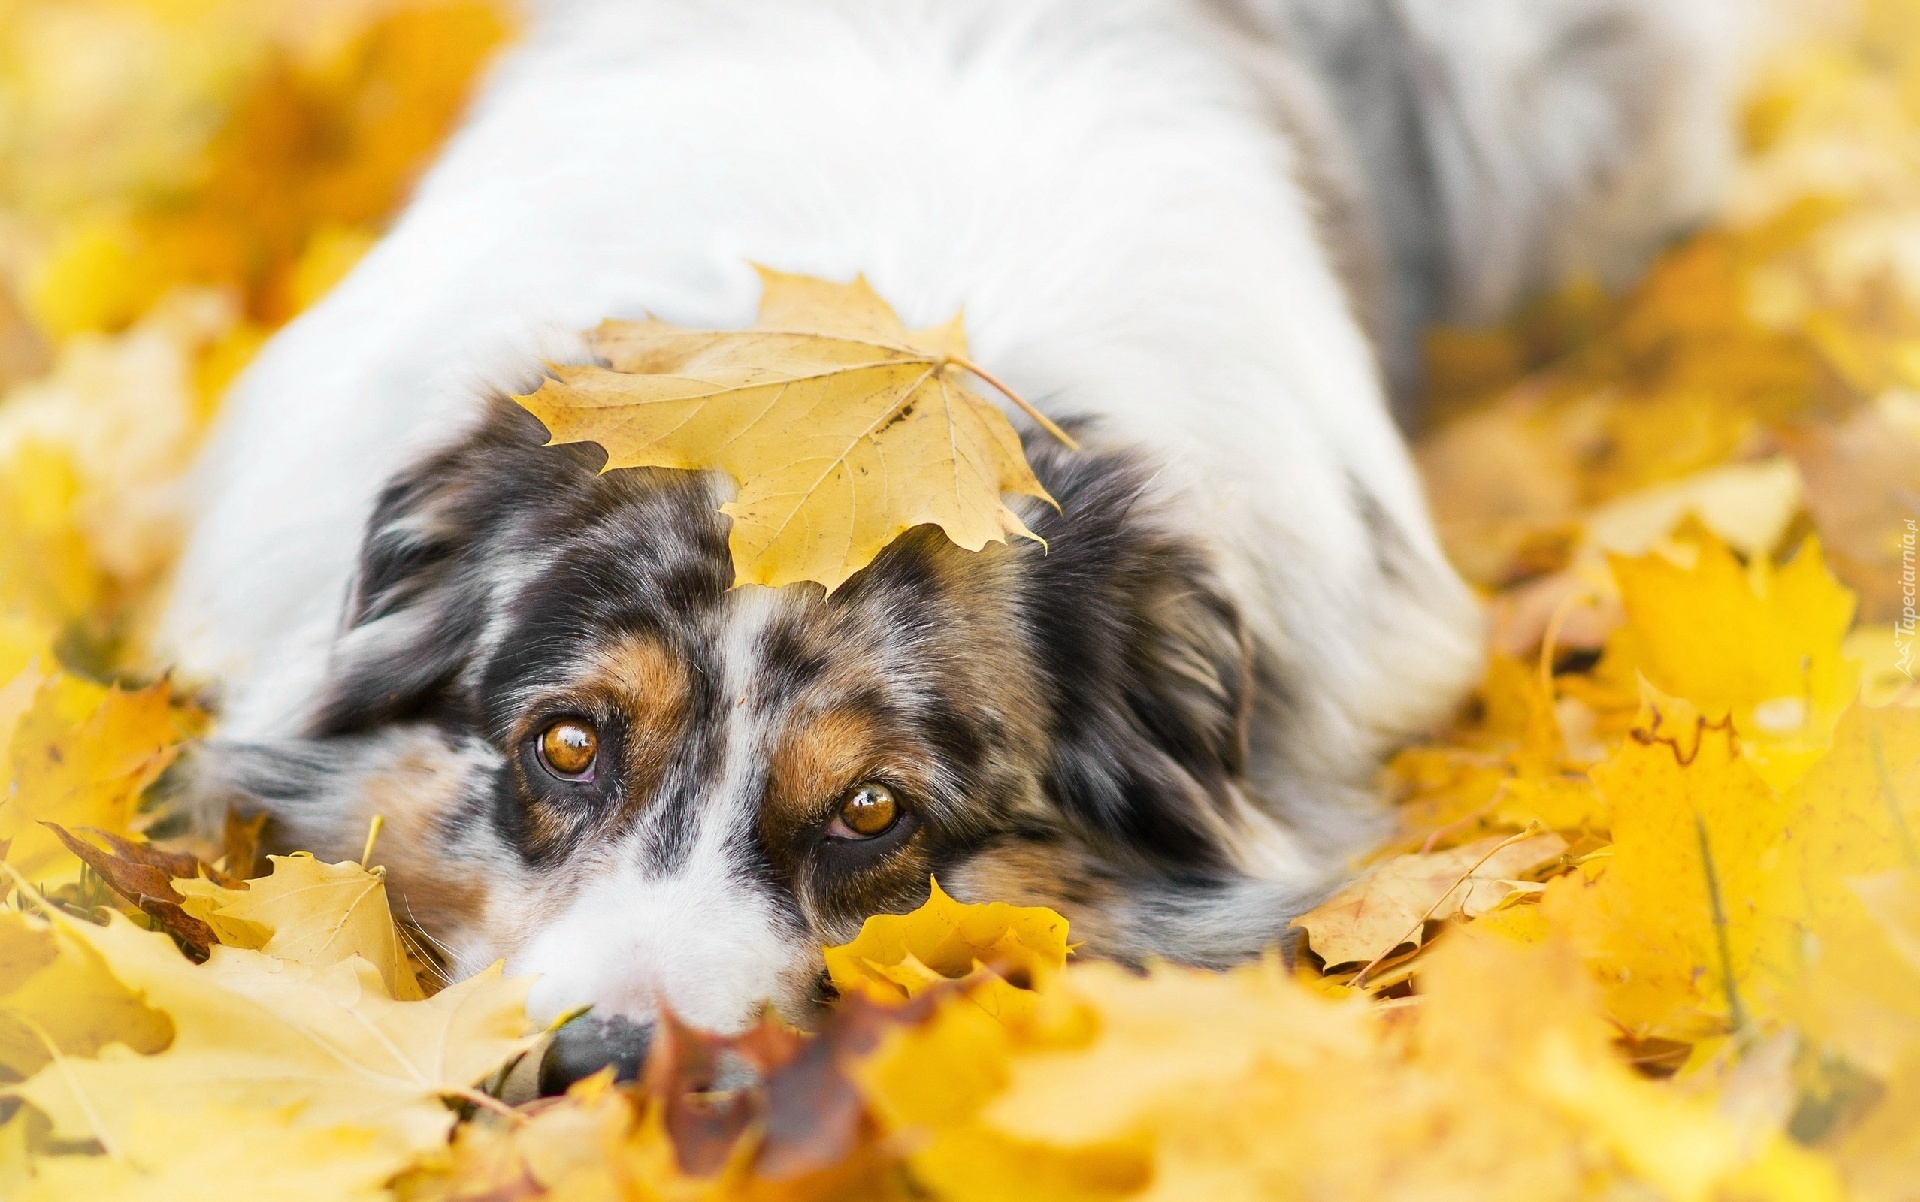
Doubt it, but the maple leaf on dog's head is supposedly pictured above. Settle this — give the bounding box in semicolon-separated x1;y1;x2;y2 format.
518;268;1073;592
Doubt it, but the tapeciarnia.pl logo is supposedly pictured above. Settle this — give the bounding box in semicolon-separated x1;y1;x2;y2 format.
1899;517;1917;680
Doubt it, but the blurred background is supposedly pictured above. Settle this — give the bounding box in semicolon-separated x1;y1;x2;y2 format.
0;0;511;672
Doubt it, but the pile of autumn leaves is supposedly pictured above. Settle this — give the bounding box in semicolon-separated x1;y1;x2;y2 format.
3;0;1920;1198
5;608;1915;1199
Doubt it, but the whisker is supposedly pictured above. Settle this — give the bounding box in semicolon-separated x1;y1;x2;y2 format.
396;894;458;985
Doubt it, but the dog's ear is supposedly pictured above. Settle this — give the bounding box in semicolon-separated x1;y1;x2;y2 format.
1020;442;1255;873
307;402;582;736
306;444;496;736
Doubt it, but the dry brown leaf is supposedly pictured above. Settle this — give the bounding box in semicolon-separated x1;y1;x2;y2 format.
1290;833;1569;967
518;267;1065;592
42;824;221;956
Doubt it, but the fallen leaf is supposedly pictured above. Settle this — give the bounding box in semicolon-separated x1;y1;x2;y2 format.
642;1008;790;1176
1416;400;1581;586
1844;624;1920;708
825;878;1069;1024
1824;871;1920;1202
1290;833;1569;967
1424;934;1842;1202
1781;401;1920;623
518;267;1062;592
1;674;188;881
1486;563;1624;659
1582;457;1805;562
15;1104;408;1202
1778;708;1920;1074
174;852;424;999
0;1107;31;1197
1542;688;1801;1042
221;808;266;881
0;907;173;1079
1598;531;1859;789
11;911;534;1154
395;1071;633;1201
42;824;220;955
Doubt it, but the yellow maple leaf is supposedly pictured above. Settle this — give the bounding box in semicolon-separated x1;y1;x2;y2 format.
861;958;1364;1202
1782;704;1920;913
1419;933;1842;1202
0;612;54;759
1600;531;1859;790
823;878;1069;1023
10;911;534;1155
0;443;105;628
1775;705;1920;1075
397;1068;803;1201
15;1104;408;1202
175;852;424;1000
896;931;1829;1202
1542;687;1802;1043
518;267;1069;592
0;906;172;1080
1823;869;1920;1202
0;674;188;881
1289;832;1568;967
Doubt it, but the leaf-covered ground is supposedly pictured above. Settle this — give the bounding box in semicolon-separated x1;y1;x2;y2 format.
2;1;1919;1198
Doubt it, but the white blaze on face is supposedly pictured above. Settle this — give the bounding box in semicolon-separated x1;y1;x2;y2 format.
512;848;804;1029
508;587;814;1031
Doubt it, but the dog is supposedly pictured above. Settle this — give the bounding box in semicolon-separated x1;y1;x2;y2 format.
156;0;1737;1075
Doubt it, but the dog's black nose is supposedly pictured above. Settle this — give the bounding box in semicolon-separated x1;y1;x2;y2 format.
538;1012;654;1095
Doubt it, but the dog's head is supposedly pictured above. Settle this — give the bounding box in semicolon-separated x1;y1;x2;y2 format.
200;400;1321;1043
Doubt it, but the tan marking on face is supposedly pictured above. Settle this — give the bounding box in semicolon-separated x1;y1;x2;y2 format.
352;738;495;968
768;707;883;811
510;635;695;845
593;635;691;788
592;634;692;714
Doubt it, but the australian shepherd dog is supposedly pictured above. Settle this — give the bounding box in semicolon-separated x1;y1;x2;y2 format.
157;0;1738;1082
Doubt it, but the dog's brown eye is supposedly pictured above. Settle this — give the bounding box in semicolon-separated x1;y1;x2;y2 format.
538;720;598;779
832;783;898;839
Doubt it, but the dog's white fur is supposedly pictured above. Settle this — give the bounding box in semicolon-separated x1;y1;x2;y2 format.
156;0;1737;1026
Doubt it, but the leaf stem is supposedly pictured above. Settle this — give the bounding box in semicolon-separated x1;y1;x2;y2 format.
951;357;1080;451
1693;812;1750;1038
443;1086;527;1124
360;814;386;869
